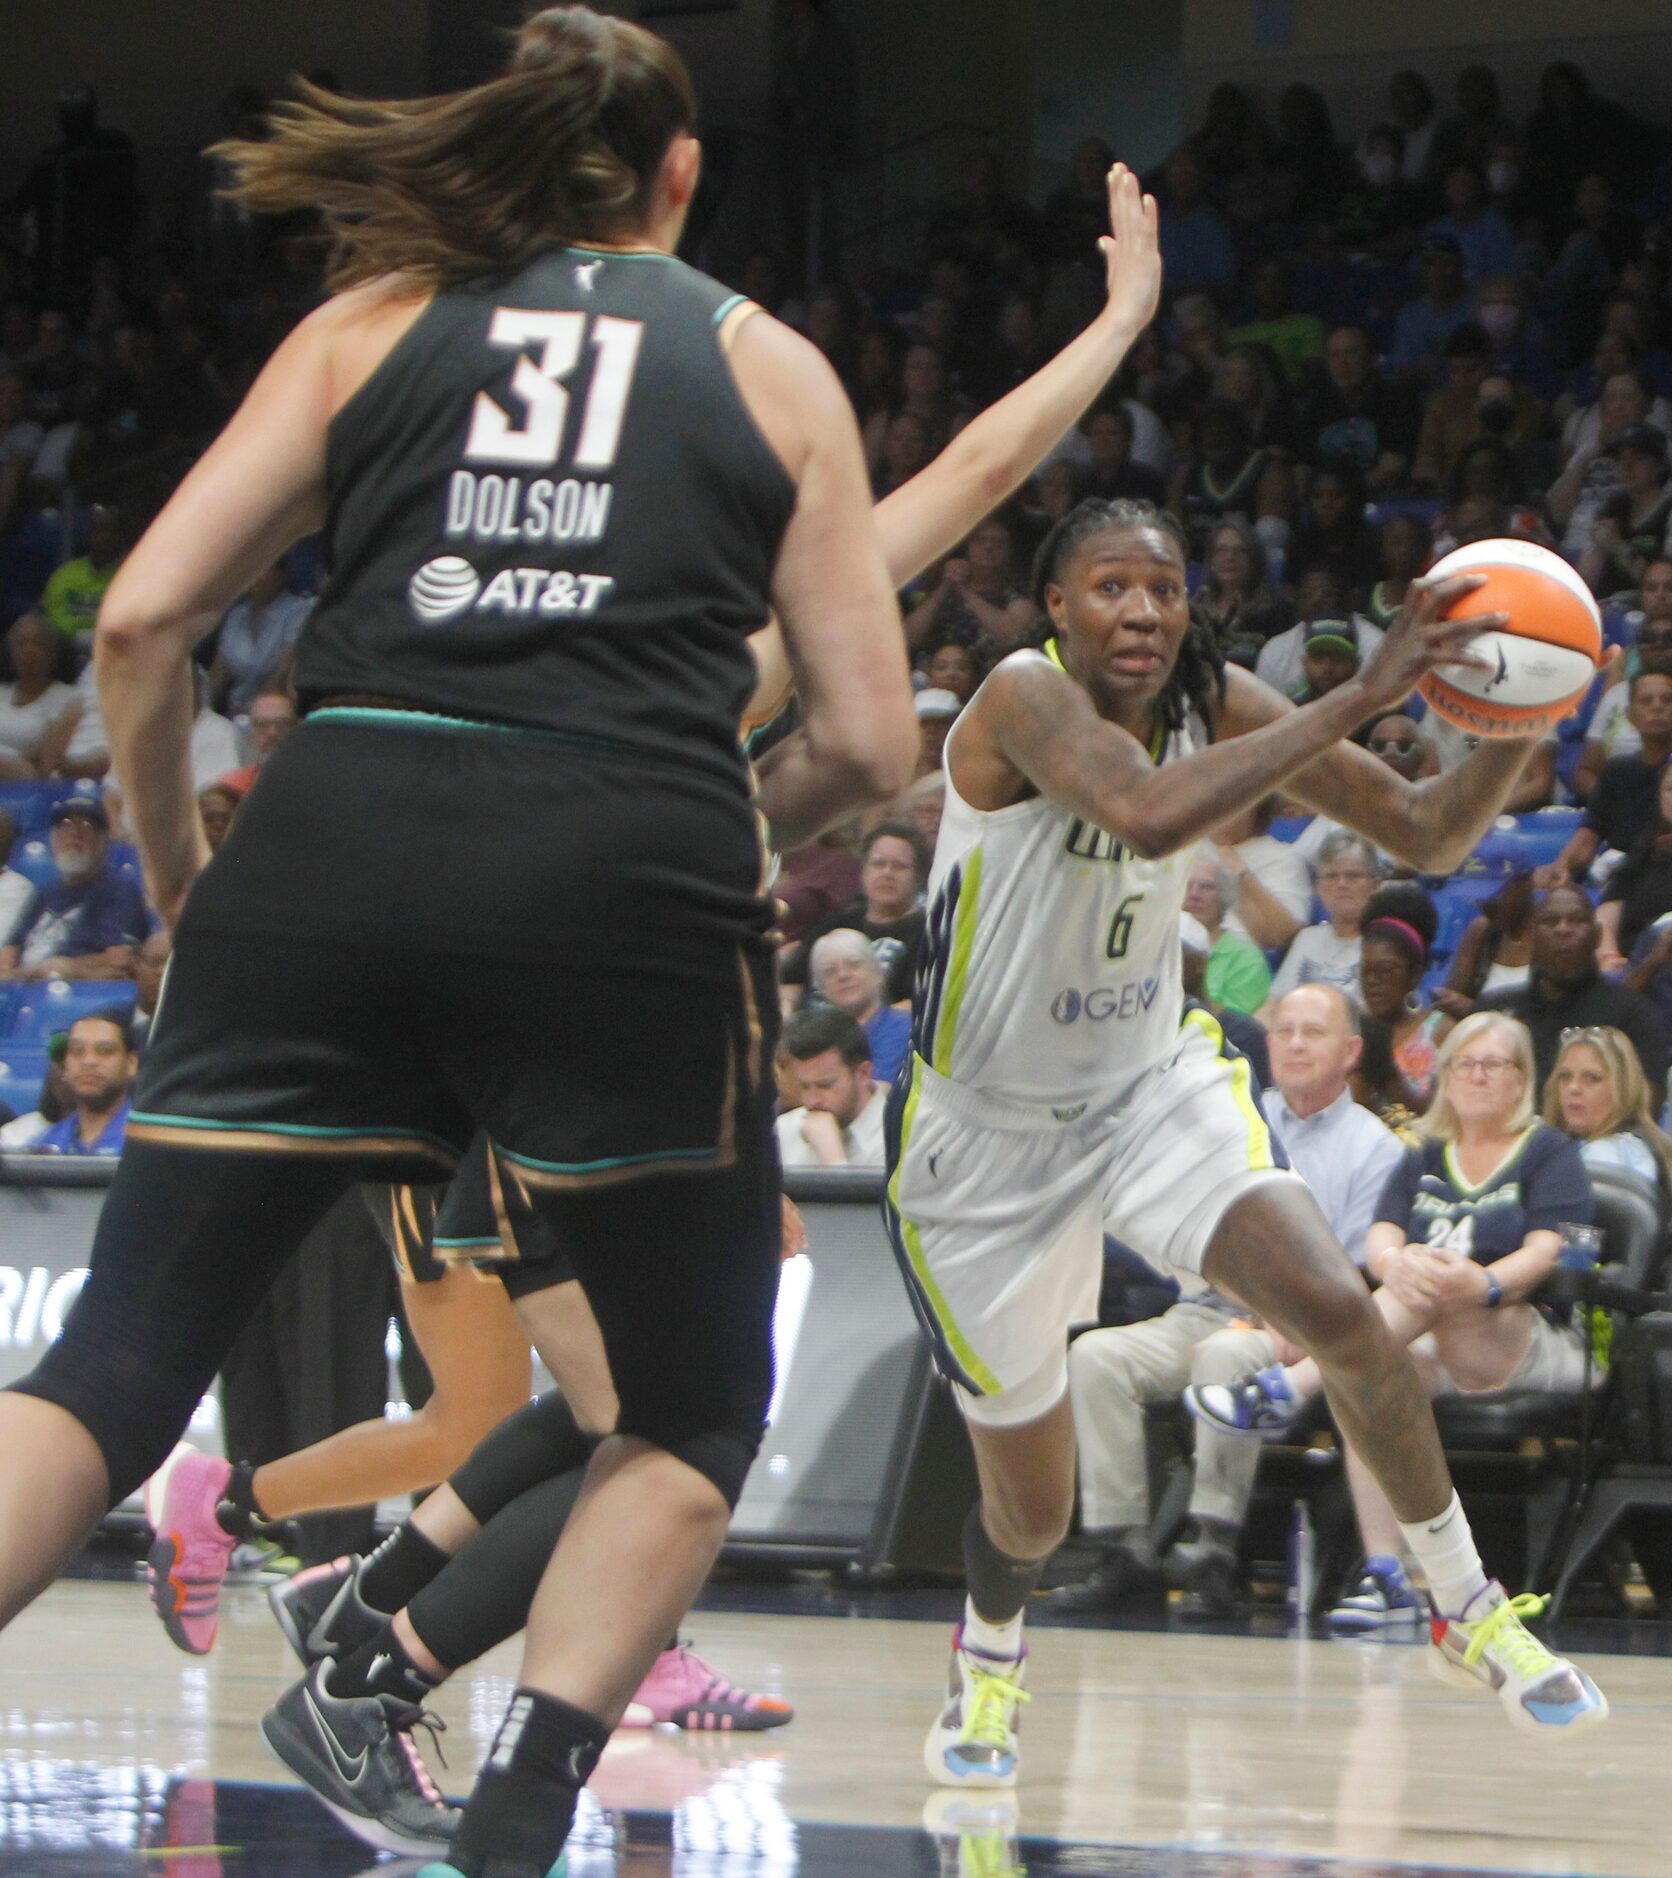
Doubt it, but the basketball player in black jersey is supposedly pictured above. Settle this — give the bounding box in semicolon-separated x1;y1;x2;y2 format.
0;12;917;1877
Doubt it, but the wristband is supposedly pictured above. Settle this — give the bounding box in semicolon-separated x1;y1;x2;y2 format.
1483;1276;1503;1309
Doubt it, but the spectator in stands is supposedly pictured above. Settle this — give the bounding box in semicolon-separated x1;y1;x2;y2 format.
1178;915;1270;1085
1473;275;1553;390
217;687;296;795
1428;65;1516;187
1254;568;1386;698
1184;851;1272;1016
774;1008;884;1167
913;688;960;776
14;87;138;298
1214;344;1293;457
1437;872;1535;1018
1268;832;1377;1006
1598;762;1672;969
1227;258;1325;388
1272;82;1352;220
1192;517;1292;668
29;1010;134;1157
0;809;32;942
1286;460;1379;598
0;1045;70;1150
1212;793;1313;952
1079;402;1165;506
1580;426;1672;600
783;819;927;1008
1389;235;1473;378
873;409;930;500
1298;324;1417;492
1196;1012;1597;1626
1572;572;1672;791
1545;1024;1672;1196
902;772;945;848
39;501;127;652
0;794;147;983
924;642;979;706
1480;884;1668;1106
1288;620;1363;707
864;342;963;478
197;782;241;854
1362;514;1432;633
0;614;76;781
1169;400;1293;561
1165;294;1229;416
44;660;238;788
0;369;44;535
1041;136;1116;265
208;558;313;714
774;831;861;948
1541;672;1672;885
1156;146;1234;292
1527;61;1655;227
905;515;1035;653
1056;984;1401;1618
809;928;910;1087
1359;884;1448;1112
1424;163;1517;281
1330;122;1426;257
1550;369;1656;559
1185;84;1278;190
130;929;169;1049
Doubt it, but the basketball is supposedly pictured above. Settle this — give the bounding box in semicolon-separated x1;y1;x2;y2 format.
1416;538;1603;738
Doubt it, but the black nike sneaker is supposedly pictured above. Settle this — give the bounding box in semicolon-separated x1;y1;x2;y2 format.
270;1555;383;1668
261;1662;459;1855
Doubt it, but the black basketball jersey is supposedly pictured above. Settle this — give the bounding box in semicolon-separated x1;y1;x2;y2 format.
293;247;796;779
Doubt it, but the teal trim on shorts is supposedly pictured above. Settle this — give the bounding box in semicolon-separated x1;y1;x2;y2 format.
497;1140;717;1176
129;1111;458;1155
435;1235;501;1250
307;706;635;759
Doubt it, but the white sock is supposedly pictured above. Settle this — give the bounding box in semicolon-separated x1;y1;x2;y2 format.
961;1596;1024;1662
1397;1491;1489;1618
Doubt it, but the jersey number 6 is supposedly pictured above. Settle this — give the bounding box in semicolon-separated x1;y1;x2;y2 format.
1106;893;1144;960
465;309;645;472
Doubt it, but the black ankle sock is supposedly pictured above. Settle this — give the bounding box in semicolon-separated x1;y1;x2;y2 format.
326;1626;441;1708
215;1461;267;1541
962;1503;1048;1626
358;1526;449;1615
447;1690;607;1877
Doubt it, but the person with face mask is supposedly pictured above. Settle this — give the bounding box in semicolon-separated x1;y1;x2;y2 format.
0;794;150;984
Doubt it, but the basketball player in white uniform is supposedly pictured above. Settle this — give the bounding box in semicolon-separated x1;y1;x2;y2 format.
891;500;1609;1788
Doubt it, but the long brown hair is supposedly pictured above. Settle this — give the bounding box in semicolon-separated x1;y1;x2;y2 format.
212;6;696;292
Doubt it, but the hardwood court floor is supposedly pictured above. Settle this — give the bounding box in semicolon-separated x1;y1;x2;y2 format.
1;1573;1668;1875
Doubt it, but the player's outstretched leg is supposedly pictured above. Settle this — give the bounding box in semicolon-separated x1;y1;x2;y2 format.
1202;1183;1606;1733
925;1389;1075;1787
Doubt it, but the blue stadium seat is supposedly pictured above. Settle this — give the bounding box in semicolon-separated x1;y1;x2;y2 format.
0;1049;48;1121
0;781;74;839
1512;807;1584;870
6;839;58;890
4;980;136;1044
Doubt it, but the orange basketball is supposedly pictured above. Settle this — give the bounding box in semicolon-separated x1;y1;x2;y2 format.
1415;538;1602;738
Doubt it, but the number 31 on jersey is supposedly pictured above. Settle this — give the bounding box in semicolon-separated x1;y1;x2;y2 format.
465;310;644;473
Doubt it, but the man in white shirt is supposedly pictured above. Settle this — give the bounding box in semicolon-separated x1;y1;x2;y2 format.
774;1008;886;1168
49;663;239;791
0;810;33;946
1053;982;1402;1619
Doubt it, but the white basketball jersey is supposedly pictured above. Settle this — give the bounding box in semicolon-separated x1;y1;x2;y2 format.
915;690;1204;1110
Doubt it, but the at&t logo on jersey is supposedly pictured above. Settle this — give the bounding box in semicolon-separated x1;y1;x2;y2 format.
407;556;614;626
1051;978;1161;1024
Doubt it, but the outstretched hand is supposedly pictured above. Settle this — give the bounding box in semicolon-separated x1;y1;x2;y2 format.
1097;163;1162;336
1357;571;1506;713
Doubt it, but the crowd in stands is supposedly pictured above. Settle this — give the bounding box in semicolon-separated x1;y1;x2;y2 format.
5;52;1672;1606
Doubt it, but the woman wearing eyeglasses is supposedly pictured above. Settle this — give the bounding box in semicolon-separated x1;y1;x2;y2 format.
1545;1023;1672;1198
1357;883;1449;1114
1189;1011;1598;1624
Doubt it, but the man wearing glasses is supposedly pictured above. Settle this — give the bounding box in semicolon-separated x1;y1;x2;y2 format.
1477;883;1668;1107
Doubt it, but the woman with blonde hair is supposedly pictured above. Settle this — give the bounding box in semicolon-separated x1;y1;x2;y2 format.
1191;1012;1601;1625
1545;1023;1672;1196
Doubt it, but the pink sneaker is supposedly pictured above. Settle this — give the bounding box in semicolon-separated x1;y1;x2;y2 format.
144;1446;236;1655
622;1643;793;1732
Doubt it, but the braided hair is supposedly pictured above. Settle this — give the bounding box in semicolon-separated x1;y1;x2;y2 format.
1030;498;1227;738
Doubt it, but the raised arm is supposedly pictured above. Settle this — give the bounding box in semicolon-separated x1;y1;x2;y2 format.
729;313;917;850
873;165;1161;587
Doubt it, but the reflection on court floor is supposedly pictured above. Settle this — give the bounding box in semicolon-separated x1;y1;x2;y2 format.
0;1578;1665;1878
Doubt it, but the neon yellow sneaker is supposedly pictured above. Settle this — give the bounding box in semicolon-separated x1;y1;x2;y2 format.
923;1790;1025;1878
923;1627;1031;1787
1428;1582;1608;1734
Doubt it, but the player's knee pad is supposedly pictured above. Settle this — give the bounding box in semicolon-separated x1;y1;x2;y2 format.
450;1390;597;1525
